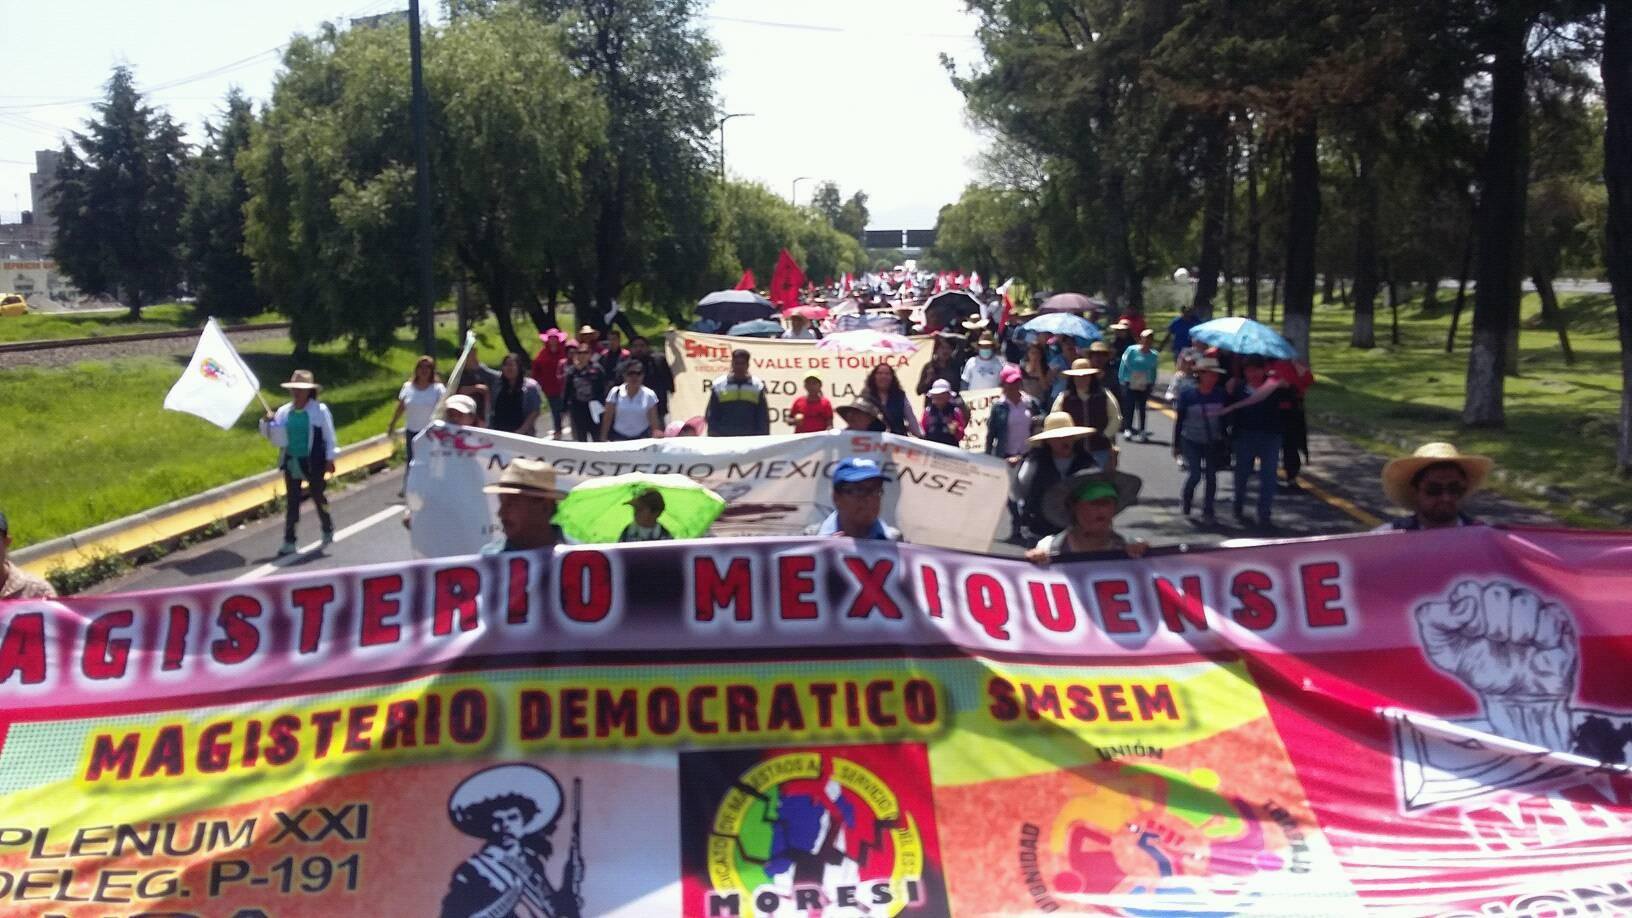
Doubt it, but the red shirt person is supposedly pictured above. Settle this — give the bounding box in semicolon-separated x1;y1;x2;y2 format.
789;375;834;432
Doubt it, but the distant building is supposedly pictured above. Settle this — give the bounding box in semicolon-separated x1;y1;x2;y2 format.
29;149;61;245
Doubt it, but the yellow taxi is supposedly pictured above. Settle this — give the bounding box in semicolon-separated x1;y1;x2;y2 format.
0;293;27;317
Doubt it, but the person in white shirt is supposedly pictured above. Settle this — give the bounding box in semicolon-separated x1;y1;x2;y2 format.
259;369;340;556
386;355;446;476
601;359;663;441
781;314;819;339
961;333;1006;391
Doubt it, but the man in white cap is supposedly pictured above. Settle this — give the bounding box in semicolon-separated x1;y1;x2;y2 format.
961;332;1006;391
260;369;339;555
481;458;568;554
443;394;480;426
1375;443;1494;531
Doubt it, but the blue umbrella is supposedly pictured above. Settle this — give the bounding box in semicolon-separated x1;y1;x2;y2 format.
1021;312;1102;344
1189;316;1297;359
727;318;785;338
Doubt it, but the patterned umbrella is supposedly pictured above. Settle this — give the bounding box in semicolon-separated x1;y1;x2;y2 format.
1039;292;1100;314
727;319;785;338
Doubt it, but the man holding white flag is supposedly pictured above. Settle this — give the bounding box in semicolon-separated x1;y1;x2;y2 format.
163;318;264;429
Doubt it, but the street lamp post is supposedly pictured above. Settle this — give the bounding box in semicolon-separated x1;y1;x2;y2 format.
408;0;435;355
717;112;753;180
791;176;814;205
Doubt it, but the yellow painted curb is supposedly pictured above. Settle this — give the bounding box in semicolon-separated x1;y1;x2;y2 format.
21;438;396;578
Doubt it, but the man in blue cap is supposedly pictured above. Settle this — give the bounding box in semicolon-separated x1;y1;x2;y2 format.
815;458;904;541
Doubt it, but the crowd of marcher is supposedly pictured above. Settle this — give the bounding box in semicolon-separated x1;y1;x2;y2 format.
0;285;1515;595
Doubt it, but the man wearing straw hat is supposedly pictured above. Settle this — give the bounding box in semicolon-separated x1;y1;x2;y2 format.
1375;443;1494;531
260;370;339;556
481;458;568;554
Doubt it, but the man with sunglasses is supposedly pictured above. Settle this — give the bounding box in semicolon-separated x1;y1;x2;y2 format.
1375;442;1493;531
813;458;904;541
600;359;663;441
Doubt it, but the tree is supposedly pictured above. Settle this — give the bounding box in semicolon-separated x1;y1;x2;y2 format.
1605;0;1632;474
51;67;189;319
811;181;842;223
714;180;865;290
525;0;719;330
181;88;264;318
431;7;604;354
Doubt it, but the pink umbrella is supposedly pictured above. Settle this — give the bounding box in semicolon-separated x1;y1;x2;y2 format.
785;305;829;320
816;329;920;355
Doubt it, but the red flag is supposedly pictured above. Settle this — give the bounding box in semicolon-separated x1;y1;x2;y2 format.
769;249;807;310
734;269;756;291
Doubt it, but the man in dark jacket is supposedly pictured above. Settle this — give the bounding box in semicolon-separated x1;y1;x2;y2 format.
705;349;771;436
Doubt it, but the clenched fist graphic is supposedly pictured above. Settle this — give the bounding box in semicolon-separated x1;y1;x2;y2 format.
1413;580;1579;751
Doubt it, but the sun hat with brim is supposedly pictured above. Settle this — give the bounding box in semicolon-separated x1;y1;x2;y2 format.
1381;443;1493;512
1028;411;1096;445
1042;469;1142;529
1088;340;1113;354
578;325;598;337
1109;322;1130;332
483;458;567;500
1193;357;1227;375
1139;329;1155;339
627;488;666;514
281;369;320;391
961;318;990;331
1062;358;1100;378
449;764;561;840
836;398;884;424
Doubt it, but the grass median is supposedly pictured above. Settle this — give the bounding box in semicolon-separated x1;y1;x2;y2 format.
0;303;285;344
1149;289;1626;527
0;316;514;550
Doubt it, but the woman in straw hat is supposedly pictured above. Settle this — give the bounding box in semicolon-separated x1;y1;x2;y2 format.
1015;412;1099;538
1171;356;1229;522
260;370;340;556
1052;358;1122;470
1374;443;1493;531
1025;469;1149;564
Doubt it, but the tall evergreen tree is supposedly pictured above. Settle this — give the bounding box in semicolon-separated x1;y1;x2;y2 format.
1605;0;1632;474
50;66;189;319
181;88;265;318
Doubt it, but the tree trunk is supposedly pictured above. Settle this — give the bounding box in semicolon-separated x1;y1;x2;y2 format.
1271;274;1281;323
456;276;470;344
1533;270;1575;365
1338;278;1349;306
1101;165;1138;310
1422;274;1440;312
1447;230;1474;352
1223;135;1236;316
1245;134;1261;320
1387;269;1401;345
1350;142;1380;349
488;274;527;358
1464;10;1532;427
1192;119;1228;318
1604;0;1632;474
1322;272;1336;305
1505;281;1523;377
1282;121;1321;361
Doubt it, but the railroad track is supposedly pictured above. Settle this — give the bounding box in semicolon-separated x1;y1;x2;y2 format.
0;311;458;356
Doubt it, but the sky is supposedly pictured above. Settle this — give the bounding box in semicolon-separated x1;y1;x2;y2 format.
0;0;987;230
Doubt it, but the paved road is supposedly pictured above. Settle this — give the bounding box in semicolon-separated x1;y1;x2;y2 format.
93;400;1377;595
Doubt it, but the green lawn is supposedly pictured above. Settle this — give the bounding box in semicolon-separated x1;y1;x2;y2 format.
0;303;282;344
0;316;516;550
1152;288;1627;527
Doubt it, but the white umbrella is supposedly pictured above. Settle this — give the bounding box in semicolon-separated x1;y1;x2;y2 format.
815;329;920;355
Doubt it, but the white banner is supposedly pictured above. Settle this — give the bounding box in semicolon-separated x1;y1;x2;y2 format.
956;387;1004;452
664;330;938;434
405;425;1012;555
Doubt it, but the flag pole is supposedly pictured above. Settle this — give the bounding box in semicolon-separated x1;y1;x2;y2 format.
433;331;479;421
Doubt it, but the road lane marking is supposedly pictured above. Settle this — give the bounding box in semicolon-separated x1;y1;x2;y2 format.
234;504;405;581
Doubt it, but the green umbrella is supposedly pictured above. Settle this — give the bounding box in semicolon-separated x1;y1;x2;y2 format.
553;473;726;544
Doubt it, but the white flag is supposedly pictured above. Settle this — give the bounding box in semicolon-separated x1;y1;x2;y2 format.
163;318;261;430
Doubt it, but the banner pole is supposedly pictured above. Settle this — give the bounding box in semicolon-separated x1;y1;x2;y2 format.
433;330;479;422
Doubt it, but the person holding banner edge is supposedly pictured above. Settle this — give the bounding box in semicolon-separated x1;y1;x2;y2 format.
1026;469;1149;564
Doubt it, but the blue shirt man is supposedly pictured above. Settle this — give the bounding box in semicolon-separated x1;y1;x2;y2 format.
815;457;904;541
